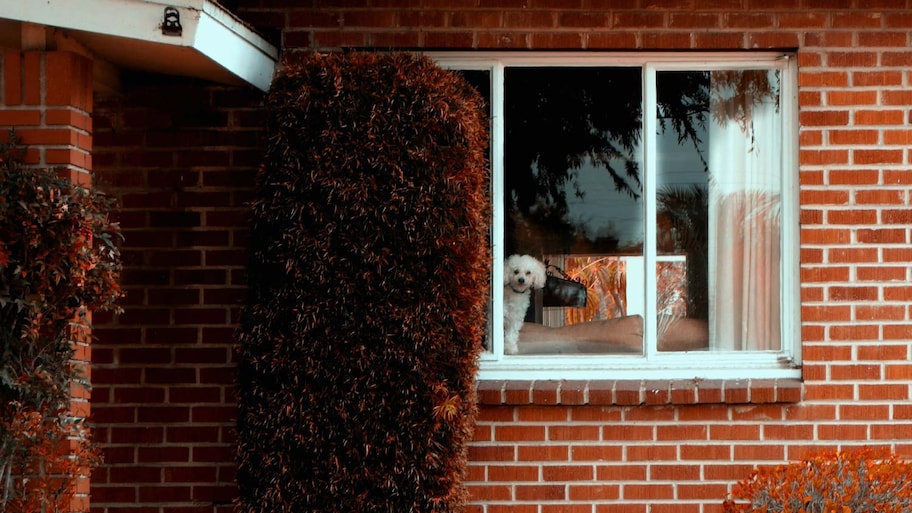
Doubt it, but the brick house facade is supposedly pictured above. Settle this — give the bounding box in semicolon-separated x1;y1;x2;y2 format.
3;2;912;513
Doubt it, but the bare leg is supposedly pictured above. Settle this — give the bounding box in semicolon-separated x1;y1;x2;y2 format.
518;316;644;354
516;315;709;354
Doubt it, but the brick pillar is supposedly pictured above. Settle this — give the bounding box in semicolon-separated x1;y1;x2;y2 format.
0;49;95;513
1;50;93;183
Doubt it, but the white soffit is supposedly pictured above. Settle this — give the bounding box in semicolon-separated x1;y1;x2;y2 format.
0;0;278;91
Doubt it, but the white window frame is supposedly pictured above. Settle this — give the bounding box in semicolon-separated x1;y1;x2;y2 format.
429;52;801;381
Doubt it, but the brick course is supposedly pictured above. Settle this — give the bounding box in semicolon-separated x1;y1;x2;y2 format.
77;2;912;512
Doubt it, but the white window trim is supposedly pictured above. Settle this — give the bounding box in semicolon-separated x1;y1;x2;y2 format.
428;52;801;382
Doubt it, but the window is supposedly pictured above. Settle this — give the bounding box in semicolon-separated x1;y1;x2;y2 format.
433;53;799;381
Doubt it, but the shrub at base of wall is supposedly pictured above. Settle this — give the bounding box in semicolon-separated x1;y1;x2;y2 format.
0;133;122;513
234;52;490;513
724;448;912;512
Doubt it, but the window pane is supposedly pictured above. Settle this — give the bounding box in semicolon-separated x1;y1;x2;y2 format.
453;69;495;352
455;69;491;116
655;69;782;352
504;66;645;355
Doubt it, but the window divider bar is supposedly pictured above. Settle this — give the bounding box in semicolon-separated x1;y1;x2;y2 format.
643;65;659;359
491;62;506;359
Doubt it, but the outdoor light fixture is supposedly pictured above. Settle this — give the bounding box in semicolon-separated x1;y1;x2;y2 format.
162;6;182;36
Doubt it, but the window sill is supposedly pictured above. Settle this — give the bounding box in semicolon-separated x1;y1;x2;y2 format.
475;378;803;406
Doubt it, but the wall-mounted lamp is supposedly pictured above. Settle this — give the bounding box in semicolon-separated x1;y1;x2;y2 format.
162;6;182;36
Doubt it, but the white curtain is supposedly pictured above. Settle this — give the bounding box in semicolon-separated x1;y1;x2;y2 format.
707;79;782;351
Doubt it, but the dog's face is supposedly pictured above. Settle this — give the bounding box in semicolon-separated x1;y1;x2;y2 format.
504;254;547;293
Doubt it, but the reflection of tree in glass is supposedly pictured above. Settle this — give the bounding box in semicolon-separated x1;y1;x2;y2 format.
656;260;689;338
656;71;711;171
556;256;688;327
506;67;643;213
510;204;621;256
560;256;628;324
657;185;708;320
503;67;779;258
506;69;720;208
505;68;778;213
505;68;712;254
710;69;780;136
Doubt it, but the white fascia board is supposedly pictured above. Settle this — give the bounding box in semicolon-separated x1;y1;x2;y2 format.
0;0;277;91
195;2;276;91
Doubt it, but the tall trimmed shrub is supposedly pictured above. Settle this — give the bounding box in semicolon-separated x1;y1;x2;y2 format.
235;52;489;513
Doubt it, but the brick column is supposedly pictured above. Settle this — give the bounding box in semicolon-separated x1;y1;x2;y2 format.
1;50;93;182
0;49;95;513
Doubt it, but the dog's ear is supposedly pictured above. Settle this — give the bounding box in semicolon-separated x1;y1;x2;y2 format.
531;258;548;289
503;256;516;286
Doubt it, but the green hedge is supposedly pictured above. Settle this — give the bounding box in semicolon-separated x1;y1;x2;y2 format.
235;52;489;513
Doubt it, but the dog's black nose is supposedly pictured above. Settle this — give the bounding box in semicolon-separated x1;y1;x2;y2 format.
518;277;525;284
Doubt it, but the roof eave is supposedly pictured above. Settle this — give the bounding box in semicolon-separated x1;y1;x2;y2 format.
0;0;278;91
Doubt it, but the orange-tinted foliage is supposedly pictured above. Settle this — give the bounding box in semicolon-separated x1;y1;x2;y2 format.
0;133;121;512
723;448;912;513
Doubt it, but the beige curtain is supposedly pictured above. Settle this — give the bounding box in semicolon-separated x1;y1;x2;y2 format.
708;81;782;351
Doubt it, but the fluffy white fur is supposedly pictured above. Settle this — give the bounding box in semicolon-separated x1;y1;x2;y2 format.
502;254;547;354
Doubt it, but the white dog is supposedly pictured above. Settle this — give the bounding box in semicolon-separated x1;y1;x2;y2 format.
503;254;547;354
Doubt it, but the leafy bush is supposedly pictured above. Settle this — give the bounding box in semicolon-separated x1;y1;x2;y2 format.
723;448;912;513
0;133;122;512
235;52;489;513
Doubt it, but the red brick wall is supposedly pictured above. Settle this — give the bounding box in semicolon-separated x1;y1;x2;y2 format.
87;3;912;513
0;49;95;513
90;78;264;512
